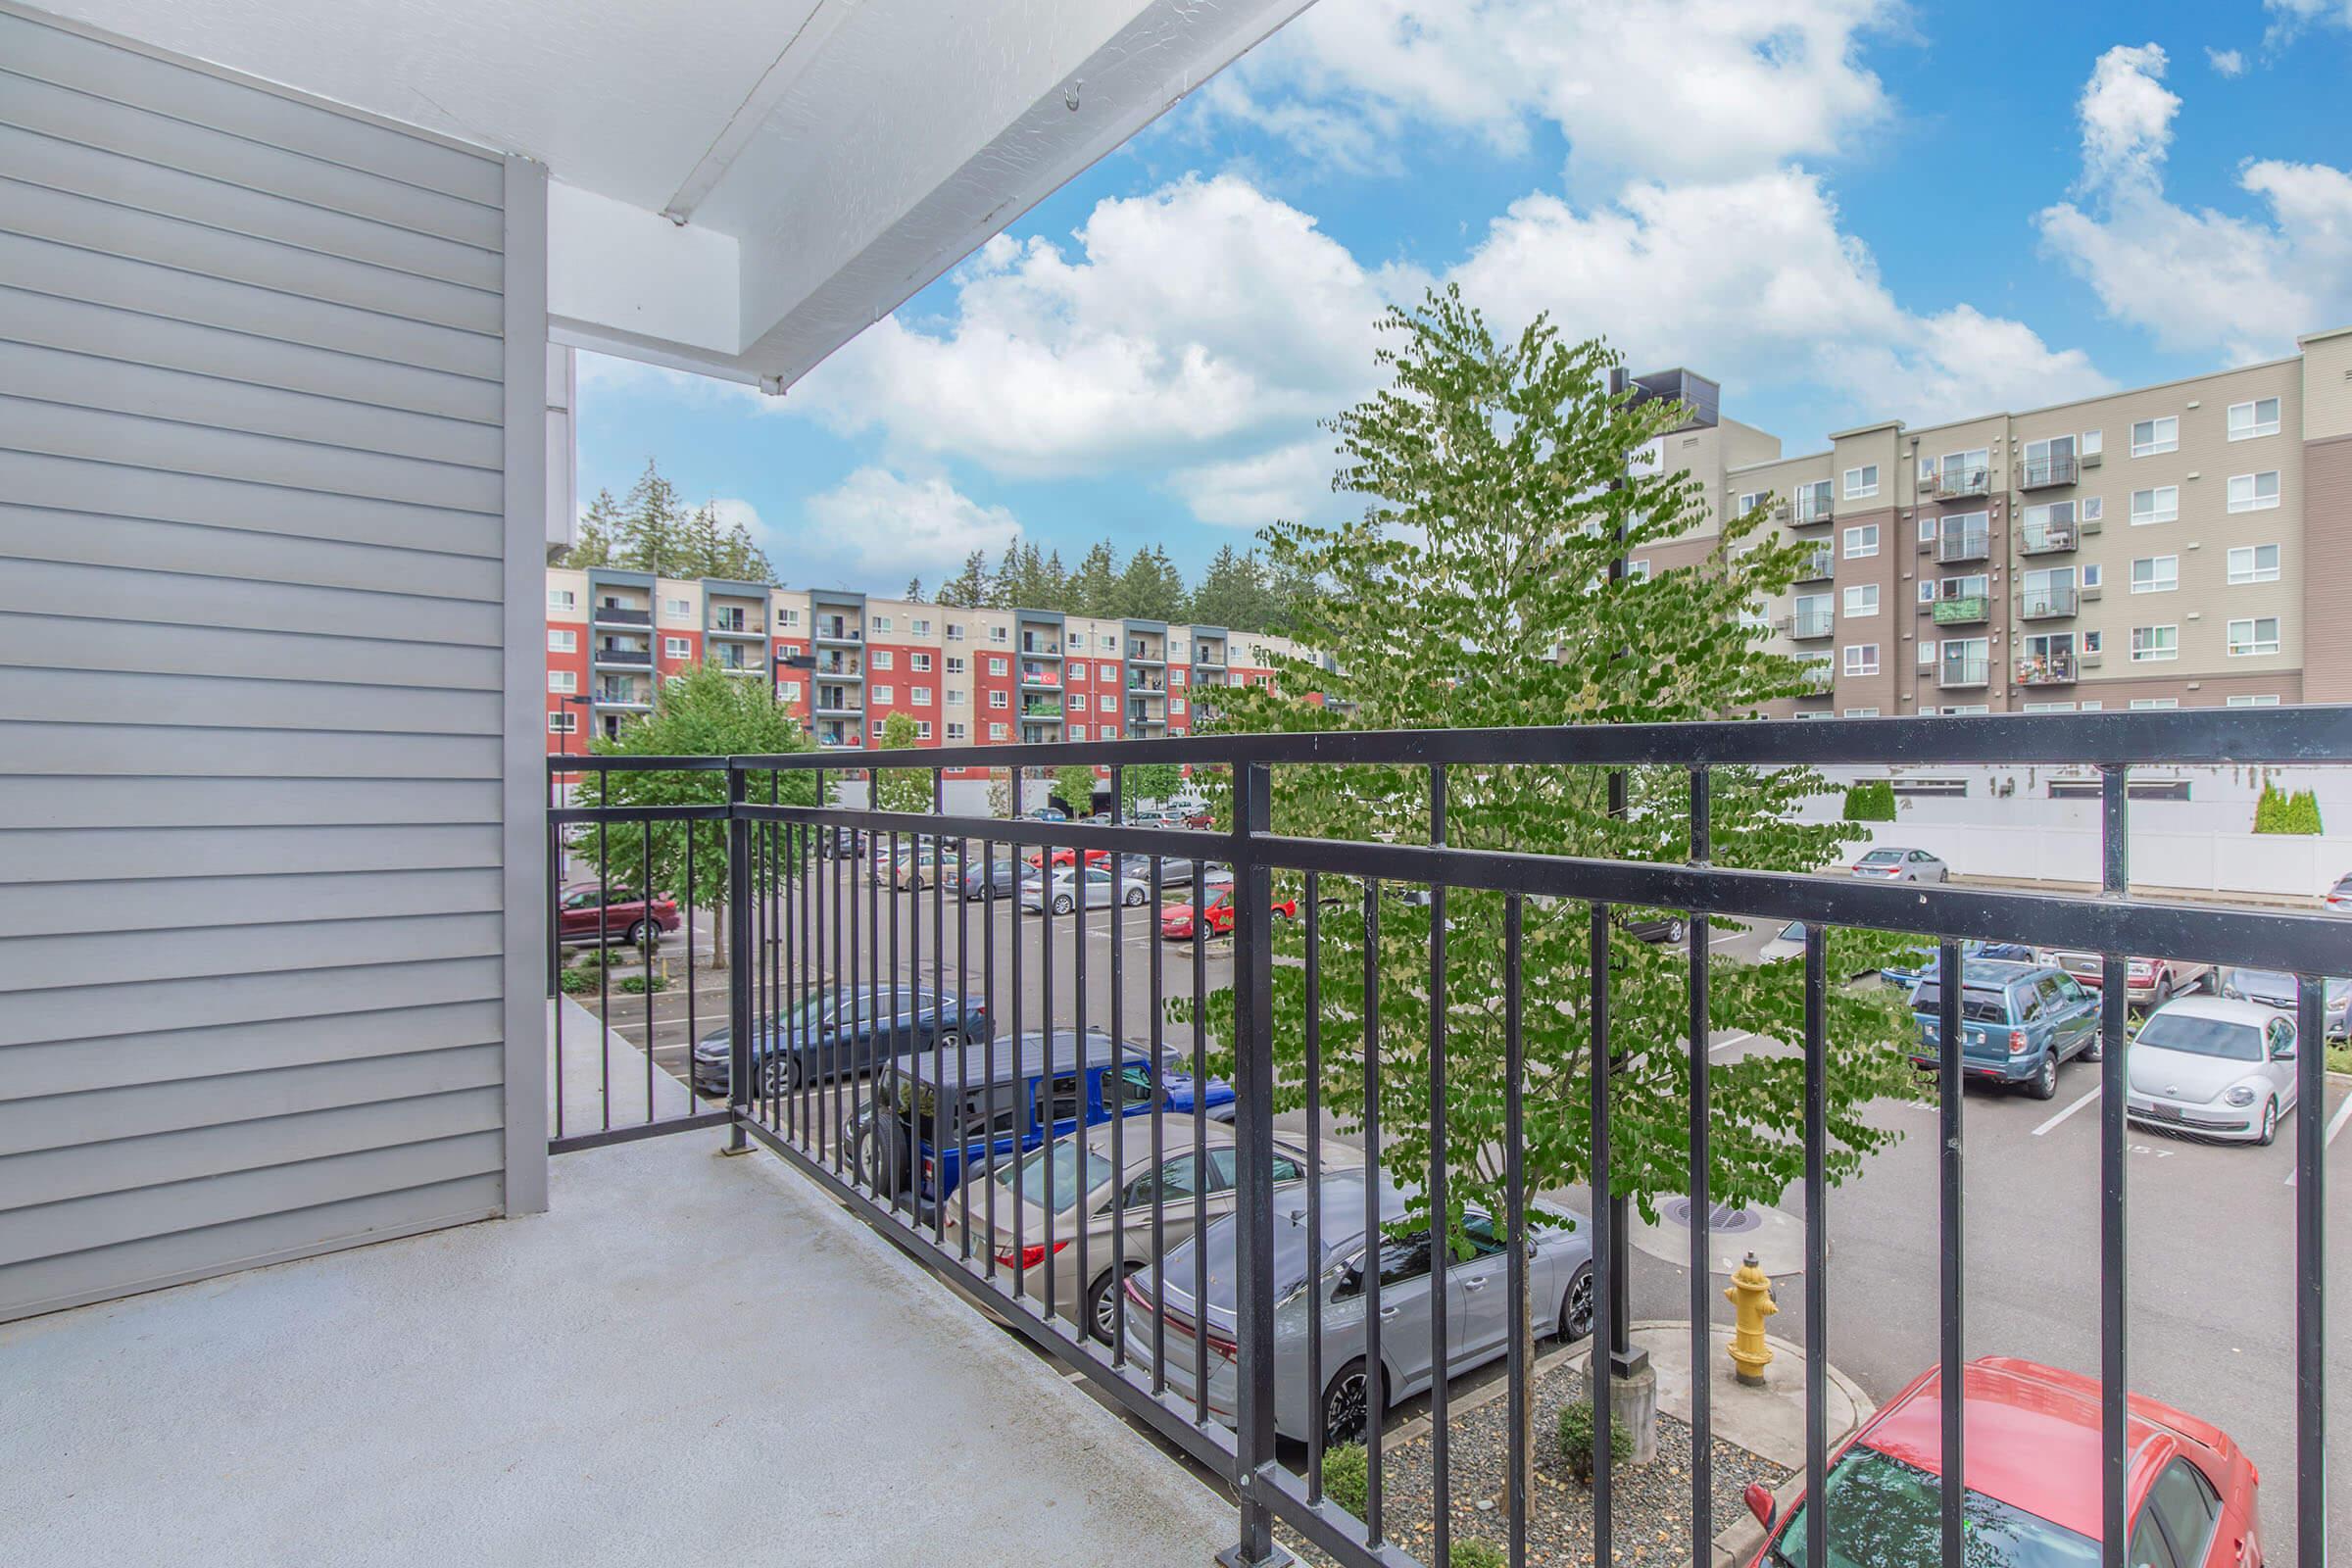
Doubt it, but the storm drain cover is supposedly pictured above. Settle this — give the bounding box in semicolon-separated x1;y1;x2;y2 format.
1660;1198;1763;1236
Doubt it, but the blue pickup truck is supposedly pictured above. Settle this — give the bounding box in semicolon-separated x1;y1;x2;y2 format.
859;1028;1234;1208
1911;958;2100;1100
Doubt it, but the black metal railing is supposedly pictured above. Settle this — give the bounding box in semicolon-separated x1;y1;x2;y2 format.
546;710;2341;1568
2021;455;2081;489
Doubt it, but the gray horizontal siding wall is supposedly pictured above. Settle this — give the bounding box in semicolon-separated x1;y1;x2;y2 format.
0;7;544;1321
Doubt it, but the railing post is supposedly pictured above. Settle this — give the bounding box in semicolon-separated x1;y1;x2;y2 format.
1219;758;1291;1568
724;760;753;1155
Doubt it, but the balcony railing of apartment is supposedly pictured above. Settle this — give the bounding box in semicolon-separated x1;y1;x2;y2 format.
1022;638;1060;656
1021;669;1060;689
1926;466;1991;501
592;603;652;626
593;687;652;707
1788;497;1833;524
593;646;652;665
2017;520;2078;556
1021;703;1063;719
1128;676;1167;693
2020;455;2081;490
1785;610;1836;640
1794;548;1835;581
1930;595;1989;626
1128;644;1165;664
814;695;860;715
548;709;2341;1568
2016;652;2079;686
710;613;764;637
812;658;861;678
1195;648;1227;666
2019;586;2082;620
1938;655;1991;688
1936;527;1991;564
814;622;861;643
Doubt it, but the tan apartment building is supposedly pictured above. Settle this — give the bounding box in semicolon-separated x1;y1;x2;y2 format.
1628;324;2352;715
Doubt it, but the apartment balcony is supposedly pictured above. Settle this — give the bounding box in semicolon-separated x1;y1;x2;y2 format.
813;695;861;716
2019;455;2081;490
708;617;764;640
812;622;862;644
1020;702;1063;719
1126;644;1165;665
2018;586;2081;620
1019;669;1060;690
1194;646;1227;667
1796;665;1835;697
593;690;653;710
1127;676;1167;693
1936;527;1991;564
1938;656;1991;689
1793;548;1835;582
715;662;765;677
2017;520;2079;556
1784;610;1836;640
591;603;652;627
1788;499;1834;525
1926;466;1991;502
591;646;652;666
2017;652;2080;686
1930;595;1990;626
1019;638;1061;657
811;660;862;679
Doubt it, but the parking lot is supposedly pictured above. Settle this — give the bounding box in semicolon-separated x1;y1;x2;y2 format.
564;870;2351;1556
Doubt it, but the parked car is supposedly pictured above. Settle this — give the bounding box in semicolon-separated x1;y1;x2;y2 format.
1022;863;1152;914
941;1118;1319;1343
1026;846;1113;870
1742;1356;2259;1568
1026;807;1068;823
958;857;1026;902
2219;966;2352;1037
1883;939;2038;991
1622;911;1690;945
815;826;868;860
1109;853;1215;889
1910;959;2100;1100
1755;919;1808;965
884;844;961;891
2042;948;2213;1008
1121;1172;1595;1446
2127;996;2303;1145
690;983;989;1098
1160;885;1297;940
1851;847;1949;882
2326;871;2352;913
558;882;679;948
859;1029;1236;1207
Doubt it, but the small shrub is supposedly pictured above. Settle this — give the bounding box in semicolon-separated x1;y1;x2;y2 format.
2254;784;2323;835
569;948;608;971
1557;1399;1636;1486
1842;780;1896;821
1322;1442;1368;1517
2328;1040;2350;1076
1451;1542;1507;1568
616;973;668;995
558;969;597;996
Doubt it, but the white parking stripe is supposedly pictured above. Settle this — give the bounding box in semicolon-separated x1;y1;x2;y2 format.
1708;1032;1757;1056
2285;1085;2352;1185
2032;1085;2103;1137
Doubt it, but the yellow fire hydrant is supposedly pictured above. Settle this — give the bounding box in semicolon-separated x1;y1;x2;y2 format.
1724;1250;1778;1387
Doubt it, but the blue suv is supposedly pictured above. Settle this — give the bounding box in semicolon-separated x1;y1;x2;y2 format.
1910;959;2099;1101
860;1028;1234;1208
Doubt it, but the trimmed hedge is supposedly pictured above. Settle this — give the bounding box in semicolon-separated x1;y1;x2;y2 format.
2253;782;2323;835
1843;779;1897;821
1323;1442;1368;1517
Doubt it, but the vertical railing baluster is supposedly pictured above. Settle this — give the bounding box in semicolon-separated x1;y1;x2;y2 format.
1503;893;1527;1568
1149;853;1166;1391
1802;922;1827;1568
1010;770;1026;1299
868;812;883;1200
2099;765;2130;1568
1937;933;1965;1567
1192;823;1210;1426
1590;901;1613;1568
1428;763;1449;1568
1362;879;1384;1546
1230;760;1277;1568
1108;763;1126;1362
1072;808;1090;1330
749;810;763;1133
983;819;1000;1278
936;769;950;1248
1303;870;1324;1501
549;772;564;1144
1687;763;1711;1565
890;825;905;1215
831;811;845;1173
598;769;612;1132
724;764;751;1154
2295;973;2327;1567
1043;815;1058;1322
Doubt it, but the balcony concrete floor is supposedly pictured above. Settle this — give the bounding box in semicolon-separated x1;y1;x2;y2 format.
1;1133;1236;1567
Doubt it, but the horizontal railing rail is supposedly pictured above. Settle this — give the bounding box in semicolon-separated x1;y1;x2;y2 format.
545;708;2339;1568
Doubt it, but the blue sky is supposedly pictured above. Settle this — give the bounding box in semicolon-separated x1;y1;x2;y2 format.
577;0;2352;594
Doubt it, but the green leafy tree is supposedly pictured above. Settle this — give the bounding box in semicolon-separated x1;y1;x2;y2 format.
615;460;689;577
576;661;821;968
1118;760;1186;818
1054;762;1100;817
564;487;622;569
1191;286;1918;1487
872;711;934;815
936;551;993;609
1843;780;1897;821
2254;781;2324;835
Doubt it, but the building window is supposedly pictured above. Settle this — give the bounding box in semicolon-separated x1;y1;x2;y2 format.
663;596;691;618
2227;694;2281;708
1918;639;1936;667
778;681;801;701
2130;698;2180;710
663;636;691;658
549;629;575;653
989;723;1007;740
2228;544;2280;584
871;650;894;669
1916;515;1937;543
1843;584;1879;617
2228;398;2281;440
911;652;932;672
990;625;1008;643
2022;703;2076;714
870;614;893;634
872;685;893;703
1068;724;1087;740
779;608;799;627
1842;707;1881;717
549;669;577;694
948;688;966;707
1170;667;1186;686
1917;580;1937;605
2130;416;2179;457
2082;496;2103;521
1842;644;1879;676
1842;524;1879;559
946;657;965;674
948;722;967;740
911;617;930;635
1099;662;1116;681
2227;471;2280;513
1942;706;1989;716
989;657;1007;676
2082;630;2103;655
1099;694;1115;713
1068;663;1086;683
2130;556;2178;594
1738;491;1766;514
2228;617;2280;657
1627;559;1651;582
775;642;799;659
2130;486;2179;525
871;719;887;738
942;621;963;640
548;588;575;612
1842;465;1879;499
1171;698;1187;716
548;711;577;734
1102;634;1119;651
2130;625;2179;662
916;721;932;740
911;687;932;706
988;690;1007;710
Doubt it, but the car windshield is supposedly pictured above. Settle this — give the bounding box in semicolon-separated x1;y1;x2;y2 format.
994;1141;1113;1214
2134;1011;2264;1062
1778;921;1806;942
1911;983;2012;1025
1860;850;1904;864
1770;1446;2097;1568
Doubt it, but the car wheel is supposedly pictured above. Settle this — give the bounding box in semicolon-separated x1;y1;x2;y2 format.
1053;894;1075;915
1557;1262;1596;1343
2029;1049;2059;1102
1088;1264;1143;1346
1663;917;1687;945
934;1030;962;1054
625;921;651;948
2256;1097;2278;1148
1124;887;1147;906
1322;1358;1382;1449
2082;1032;2103;1062
760;1055;802;1097
2151;979;2172;1010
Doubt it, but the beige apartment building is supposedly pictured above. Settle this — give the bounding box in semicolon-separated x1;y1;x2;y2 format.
1627;324;2352;715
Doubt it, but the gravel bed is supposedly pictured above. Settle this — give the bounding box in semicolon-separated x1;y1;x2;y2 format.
1283;1366;1788;1567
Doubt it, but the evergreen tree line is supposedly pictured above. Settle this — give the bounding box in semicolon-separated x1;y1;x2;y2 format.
559;460;776;583
926;538;1315;635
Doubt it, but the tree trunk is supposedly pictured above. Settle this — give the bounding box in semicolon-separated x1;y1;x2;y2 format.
708;899;728;971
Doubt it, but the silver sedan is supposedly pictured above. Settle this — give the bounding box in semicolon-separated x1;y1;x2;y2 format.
1019;863;1152;915
1852;846;1949;883
1122;1172;1595;1446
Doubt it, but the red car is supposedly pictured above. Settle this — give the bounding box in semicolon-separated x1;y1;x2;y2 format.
1024;847;1111;870
1159;886;1297;940
1747;1356;2260;1568
559;882;679;948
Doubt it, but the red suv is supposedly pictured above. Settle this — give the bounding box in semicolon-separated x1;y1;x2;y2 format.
559;882;680;948
1748;1356;2260;1568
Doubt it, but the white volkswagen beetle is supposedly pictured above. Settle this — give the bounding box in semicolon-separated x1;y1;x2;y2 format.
2127;996;2302;1146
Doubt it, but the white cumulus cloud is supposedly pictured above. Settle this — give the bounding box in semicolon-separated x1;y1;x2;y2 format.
1170;442;1342;528
2037;43;2352;361
800;469;1022;582
2265;0;2352;44
2205;47;2246;76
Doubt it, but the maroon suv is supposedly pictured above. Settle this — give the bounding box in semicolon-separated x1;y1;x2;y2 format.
559;882;680;947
